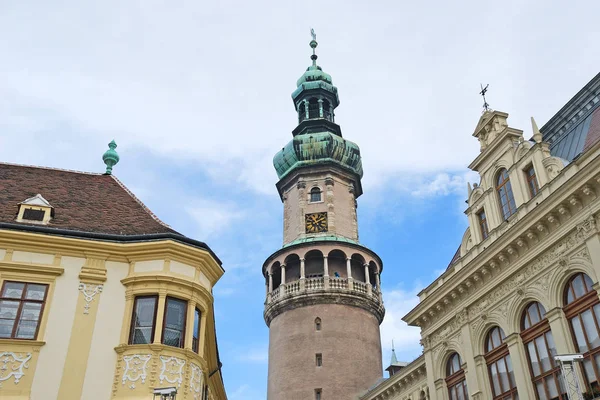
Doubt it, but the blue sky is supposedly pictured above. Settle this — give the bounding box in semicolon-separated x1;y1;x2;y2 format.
1;1;600;399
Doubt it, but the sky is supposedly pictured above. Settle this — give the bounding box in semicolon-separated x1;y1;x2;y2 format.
1;1;599;398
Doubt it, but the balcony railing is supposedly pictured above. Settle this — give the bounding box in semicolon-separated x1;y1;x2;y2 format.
267;276;381;305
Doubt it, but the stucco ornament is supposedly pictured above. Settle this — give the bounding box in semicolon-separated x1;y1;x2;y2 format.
122;354;152;389
159;355;186;387
78;282;103;314
0;352;31;387
190;363;204;400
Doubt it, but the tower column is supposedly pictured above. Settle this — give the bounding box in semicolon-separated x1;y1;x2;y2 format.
346;257;354;290
268;271;273;293
364;263;372;295
300;258;306;291
281;264;286;286
318;98;324;118
323;256;330;289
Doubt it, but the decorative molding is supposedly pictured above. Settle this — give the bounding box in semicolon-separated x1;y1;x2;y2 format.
0;352;32;387
159;355;186;388
78;282;103;314
190;363;204;400
121;354;151;389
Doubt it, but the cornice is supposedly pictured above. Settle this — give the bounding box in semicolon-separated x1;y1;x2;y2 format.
405;158;600;328
360;355;427;400
264;289;385;326
0;230;224;285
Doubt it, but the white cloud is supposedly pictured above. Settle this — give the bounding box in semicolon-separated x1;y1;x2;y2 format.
186;199;246;238
409;172;479;198
380;285;423;364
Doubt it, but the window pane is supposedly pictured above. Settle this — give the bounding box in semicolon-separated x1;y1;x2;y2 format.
528;341;541;376
0;300;20;320
506;355;516;388
163;298;187;348
133;327;153;344
0;318;15;338
134;297;156;327
535;381;548;400
19;302;41;322
194;309;200;339
457;384;465;400
497;358;510;393
545;375;558;398
546;332;557;361
490;363;501;395
572;275;587;299
571;316;588;352
583;358;596;383
15;319;37;339
1;282;25;299
25;284;47;301
582;309;600;349
535;336;551;372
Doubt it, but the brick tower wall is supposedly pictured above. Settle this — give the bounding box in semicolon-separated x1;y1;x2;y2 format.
267;303;382;400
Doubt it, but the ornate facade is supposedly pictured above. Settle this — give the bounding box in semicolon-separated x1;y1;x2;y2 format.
0;148;227;399
264;34;384;400
362;73;600;400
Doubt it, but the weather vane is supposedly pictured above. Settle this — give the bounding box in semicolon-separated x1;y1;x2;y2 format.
311;28;317;41
480;83;490;112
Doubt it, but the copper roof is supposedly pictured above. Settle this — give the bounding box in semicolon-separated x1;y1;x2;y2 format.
0;162;177;236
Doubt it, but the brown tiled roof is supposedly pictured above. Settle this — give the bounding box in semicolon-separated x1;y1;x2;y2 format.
0;162;178;236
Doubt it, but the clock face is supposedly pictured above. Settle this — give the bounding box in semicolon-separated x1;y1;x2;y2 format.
305;212;328;233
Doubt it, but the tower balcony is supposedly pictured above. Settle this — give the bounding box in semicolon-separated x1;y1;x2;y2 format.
264;275;384;326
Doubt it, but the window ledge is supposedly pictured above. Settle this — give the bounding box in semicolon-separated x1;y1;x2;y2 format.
0;339;46;348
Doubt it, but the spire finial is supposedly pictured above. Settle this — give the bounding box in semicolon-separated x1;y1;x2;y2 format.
479;83;491;112
531;116;543;143
310;28;318;66
390;340;399;365
102;140;120;175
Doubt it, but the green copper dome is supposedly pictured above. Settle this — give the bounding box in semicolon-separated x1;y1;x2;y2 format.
296;65;332;86
273;131;363;179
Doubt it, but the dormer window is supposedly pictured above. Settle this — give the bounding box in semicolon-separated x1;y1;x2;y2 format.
16;194;53;224
496;169;516;220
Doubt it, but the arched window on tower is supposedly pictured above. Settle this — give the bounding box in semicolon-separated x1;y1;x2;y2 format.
521;302;566;399
446;352;468;399
485;326;518;399
322;99;332;121
310;187;322;203
563;273;600;389
298;102;307;123
496;169;517;220
308;98;319;119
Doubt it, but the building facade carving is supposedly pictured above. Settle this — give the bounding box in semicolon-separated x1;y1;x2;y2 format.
362;72;600;400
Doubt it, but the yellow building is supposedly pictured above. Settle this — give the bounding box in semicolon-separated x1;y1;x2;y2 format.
362;73;600;400
0;144;227;400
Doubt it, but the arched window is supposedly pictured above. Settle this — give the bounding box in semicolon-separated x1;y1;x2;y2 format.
308;98;319;119
315;317;321;331
322;99;332;121
310;187;322;202
419;390;427;400
485;326;518;399
496;169;517;220
298;102;306;123
446;353;468;399
564;273;600;389
521;302;566;399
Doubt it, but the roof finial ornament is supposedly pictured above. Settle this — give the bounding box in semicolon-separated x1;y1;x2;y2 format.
531;116;543;143
480;83;491;112
390;340;399;364
310;28;318;66
102;140;120;175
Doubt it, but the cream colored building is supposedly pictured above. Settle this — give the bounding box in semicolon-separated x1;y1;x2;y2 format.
362;72;600;400
0;157;227;400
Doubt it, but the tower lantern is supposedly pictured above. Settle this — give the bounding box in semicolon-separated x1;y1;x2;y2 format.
264;32;385;400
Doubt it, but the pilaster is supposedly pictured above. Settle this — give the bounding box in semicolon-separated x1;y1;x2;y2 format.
505;333;536;399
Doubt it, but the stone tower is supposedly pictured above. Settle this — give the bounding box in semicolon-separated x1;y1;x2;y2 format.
263;33;385;400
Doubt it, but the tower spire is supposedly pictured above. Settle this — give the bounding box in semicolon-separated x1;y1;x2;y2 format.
310;28;318;66
390;340;398;365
